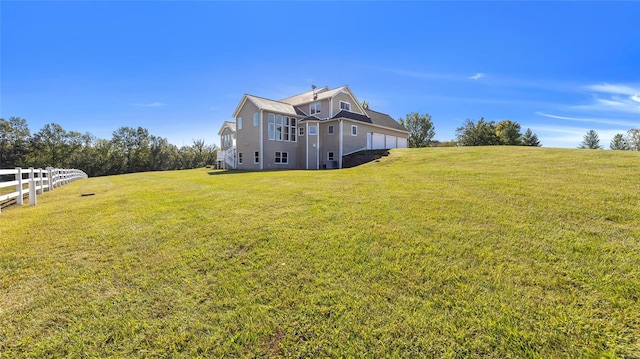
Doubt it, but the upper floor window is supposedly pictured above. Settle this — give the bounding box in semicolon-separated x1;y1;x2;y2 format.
309;125;318;135
276;115;283;141
328;125;334;135
253;113;259;127
237;117;243;130
339;101;351;112
351;125;357;136
310;102;321;115
268;114;275;140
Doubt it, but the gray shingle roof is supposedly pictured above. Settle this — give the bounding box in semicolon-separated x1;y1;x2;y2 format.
365;109;408;132
245;95;298;116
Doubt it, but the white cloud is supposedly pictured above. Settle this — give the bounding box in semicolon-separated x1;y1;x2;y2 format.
535;112;637;127
586;83;640;96
133;102;166;107
469;73;484;80
576;83;640;114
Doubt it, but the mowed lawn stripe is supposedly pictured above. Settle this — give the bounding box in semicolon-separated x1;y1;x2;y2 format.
1;146;639;357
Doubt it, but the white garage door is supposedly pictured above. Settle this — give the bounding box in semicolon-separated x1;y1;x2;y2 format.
372;133;385;149
397;137;408;148
386;136;397;149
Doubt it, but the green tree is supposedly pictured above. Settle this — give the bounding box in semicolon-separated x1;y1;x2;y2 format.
0;117;31;168
521;128;542;147
399;112;435;148
496;120;522;145
455;118;501;146
30;123;76;168
610;133;630;150
579;130;602;149
361;101;369;110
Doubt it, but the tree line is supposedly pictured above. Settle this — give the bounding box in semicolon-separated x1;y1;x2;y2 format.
396;113;541;148
0;117;218;177
579;128;640;150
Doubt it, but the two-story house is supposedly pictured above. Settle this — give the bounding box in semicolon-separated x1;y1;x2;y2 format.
217;85;408;170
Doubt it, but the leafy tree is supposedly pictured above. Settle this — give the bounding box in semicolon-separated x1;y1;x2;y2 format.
455;118;501;146
496;120;522;145
626;128;640;151
579;130;602;149
0;117;31;168
399;112;436;147
521;128;542;147
610;133;630;150
30;123;76;168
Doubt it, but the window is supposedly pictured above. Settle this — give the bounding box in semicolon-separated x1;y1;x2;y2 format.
351;125;357;136
299;127;305;136
275;151;288;164
309;125;317;135
328;152;334;161
339;101;351;111
254;151;260;164
276;115;283;141
328;125;334;135
237;117;242;130
222;133;233;148
238;153;243;164
268;114;275;140
283;117;290;141
253;113;259;127
310;102;321;115
291;118;296;141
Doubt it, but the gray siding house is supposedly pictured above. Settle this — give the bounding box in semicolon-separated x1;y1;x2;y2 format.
217;85;408;170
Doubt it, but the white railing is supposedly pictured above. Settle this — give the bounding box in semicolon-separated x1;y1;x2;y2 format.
0;167;88;213
216;147;236;169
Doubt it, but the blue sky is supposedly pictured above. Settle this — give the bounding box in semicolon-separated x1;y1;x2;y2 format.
2;1;639;148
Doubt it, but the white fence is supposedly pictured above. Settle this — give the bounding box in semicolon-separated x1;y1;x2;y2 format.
0;168;88;213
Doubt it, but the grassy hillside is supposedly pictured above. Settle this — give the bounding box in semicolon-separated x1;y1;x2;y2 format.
1;147;639;358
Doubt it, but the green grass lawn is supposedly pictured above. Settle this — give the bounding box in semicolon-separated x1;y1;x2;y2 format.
1;147;639;358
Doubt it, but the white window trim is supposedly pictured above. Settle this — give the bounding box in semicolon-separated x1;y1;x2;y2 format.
310;102;321;115
309;125;318;135
275;151;288;164
253;113;259;127
327;151;334;161
254;151;259;164
238;153;243;164
351;125;357;136
328;125;334;135
339;101;351;112
299;127;305;136
237;117;243;130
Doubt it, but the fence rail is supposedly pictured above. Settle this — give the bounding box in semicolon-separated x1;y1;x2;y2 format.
0;167;88;213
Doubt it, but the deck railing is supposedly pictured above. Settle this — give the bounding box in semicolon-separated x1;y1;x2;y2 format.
0;167;88;213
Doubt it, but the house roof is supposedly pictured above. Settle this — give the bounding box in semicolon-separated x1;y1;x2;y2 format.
365;109;408;132
330;109;408;132
331;110;372;124
280;86;347;106
217;121;236;135
245;94;298;116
